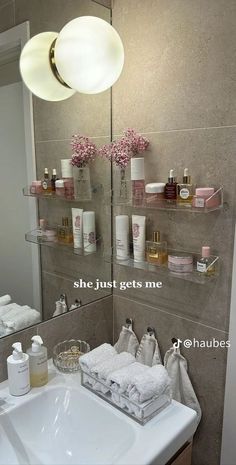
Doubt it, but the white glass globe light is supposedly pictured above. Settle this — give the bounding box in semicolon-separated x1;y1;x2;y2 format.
55;16;124;94
19;32;76;101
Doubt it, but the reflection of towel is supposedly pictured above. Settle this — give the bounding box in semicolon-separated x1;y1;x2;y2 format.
164;347;201;424
136;333;162;366
91;352;135;382
129;365;170;403
114;326;139;356
0;295;11;306
3;307;40;332
0;303;16;319
0;304;26;324
108;362;149;393
79;343;116;373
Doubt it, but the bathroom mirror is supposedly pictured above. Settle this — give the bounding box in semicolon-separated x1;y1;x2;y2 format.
0;0;112;338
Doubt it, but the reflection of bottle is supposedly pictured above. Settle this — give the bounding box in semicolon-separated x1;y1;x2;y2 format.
51;168;57;192
57;217;73;244
197;246;215;276
131;158;145;206
146;231;167;265
177;168;193;206
42;168;52;194
164;169;177;201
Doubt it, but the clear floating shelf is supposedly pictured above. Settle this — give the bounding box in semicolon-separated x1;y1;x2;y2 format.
23;183;104;202
25;228;102;257
113;186;223;213
105;248;219;285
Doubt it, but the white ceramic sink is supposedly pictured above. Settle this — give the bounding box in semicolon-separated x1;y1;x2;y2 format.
0;362;197;465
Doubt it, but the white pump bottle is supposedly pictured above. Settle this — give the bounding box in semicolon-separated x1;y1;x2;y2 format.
27;335;48;387
7;342;30;396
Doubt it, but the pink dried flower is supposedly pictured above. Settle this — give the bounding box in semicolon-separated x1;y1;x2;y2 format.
124;128;150;154
71;135;97;168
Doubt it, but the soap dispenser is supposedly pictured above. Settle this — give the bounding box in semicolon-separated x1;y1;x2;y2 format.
27;335;48;387
7;342;30;396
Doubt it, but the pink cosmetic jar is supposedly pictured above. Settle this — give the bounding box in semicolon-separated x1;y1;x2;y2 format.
30;180;43;195
192;187;218;208
168;253;193;273
145;183;165;203
55;179;65;197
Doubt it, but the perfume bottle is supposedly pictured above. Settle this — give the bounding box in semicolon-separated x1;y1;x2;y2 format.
164;169;177;201
146;231;167;265
51;168;57;192
197;246;215;276
42;168;52;194
57;217;73;244
177;168;194;206
131;158;145;206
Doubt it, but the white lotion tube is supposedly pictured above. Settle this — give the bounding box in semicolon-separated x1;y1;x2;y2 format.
83;211;96;253
116;215;129;260
132;215;146;262
72;208;83;248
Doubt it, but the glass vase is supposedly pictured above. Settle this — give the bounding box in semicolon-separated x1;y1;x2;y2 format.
118;167;128;203
73;166;92;200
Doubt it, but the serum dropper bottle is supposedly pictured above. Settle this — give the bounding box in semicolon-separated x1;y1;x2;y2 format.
164;169;177;201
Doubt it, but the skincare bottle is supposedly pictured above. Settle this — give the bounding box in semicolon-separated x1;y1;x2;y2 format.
55;179;65;197
27;335;48;387
131;158;145;206
146;231;167;265
197;246;215;276
177;168;194;206
116;215;129;260
57;217;73;244
51;168;57;192
42;168;52;194
7;343;30;396
83;211;96;253
132;215;146;262
164;169;177;201
72;208;83;249
61;159;74;200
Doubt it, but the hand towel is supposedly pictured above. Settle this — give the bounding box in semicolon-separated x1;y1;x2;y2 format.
3;307;41;331
0;303;17;319
129;364;170;403
79;343;116;373
164;347;202;424
91;352;135;382
114;326;139;356
108;362;149;394
0;295;11;306
136;333;162;366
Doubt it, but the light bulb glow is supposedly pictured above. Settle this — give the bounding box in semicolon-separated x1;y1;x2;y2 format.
55;16;124;94
19;32;76;101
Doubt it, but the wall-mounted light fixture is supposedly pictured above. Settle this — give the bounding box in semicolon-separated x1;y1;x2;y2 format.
19;16;124;101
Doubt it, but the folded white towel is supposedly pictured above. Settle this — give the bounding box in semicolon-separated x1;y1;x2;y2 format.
79;343;116;373
0;295;11;307
0;303;17;319
108;362;149;394
129;364;170;404
0;304;25;323
91;352;135;382
114;326;139;356
3;307;41;332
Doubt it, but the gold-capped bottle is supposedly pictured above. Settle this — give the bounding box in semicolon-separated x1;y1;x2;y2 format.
146;231;167;265
177;168;194;206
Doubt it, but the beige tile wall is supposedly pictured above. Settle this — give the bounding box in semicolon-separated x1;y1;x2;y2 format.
112;1;236;464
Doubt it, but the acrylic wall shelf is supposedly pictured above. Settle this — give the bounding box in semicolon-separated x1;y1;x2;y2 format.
106;249;219;285
25;229;101;257
114;186;223;213
23;184;103;203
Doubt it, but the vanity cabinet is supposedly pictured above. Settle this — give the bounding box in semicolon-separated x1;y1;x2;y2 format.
167;441;192;465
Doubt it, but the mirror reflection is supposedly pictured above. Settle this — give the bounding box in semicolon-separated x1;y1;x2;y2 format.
0;0;112;338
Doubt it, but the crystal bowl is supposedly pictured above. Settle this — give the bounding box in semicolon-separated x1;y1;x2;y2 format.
53;339;90;373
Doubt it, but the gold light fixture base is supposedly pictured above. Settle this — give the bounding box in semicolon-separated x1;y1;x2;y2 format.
49;39;71;89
